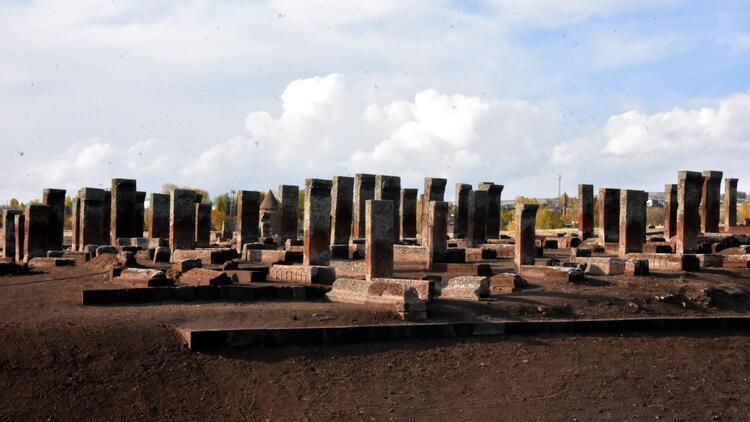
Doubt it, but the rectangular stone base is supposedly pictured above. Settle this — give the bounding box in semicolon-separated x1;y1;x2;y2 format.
224;270;268;284
722;254;750;269
573;257;626;275
268;264;336;285
326;277;429;321
695;254;723;268
625;253;700;272
519;265;584;283
171;248;238;265
330;244;350;259
27;257;75;267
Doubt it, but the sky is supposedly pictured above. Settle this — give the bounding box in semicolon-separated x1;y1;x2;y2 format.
2;0;750;202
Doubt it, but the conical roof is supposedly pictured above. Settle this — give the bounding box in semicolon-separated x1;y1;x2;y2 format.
260;190;280;211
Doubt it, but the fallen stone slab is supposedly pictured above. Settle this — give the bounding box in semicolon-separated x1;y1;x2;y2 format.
178;268;231;286
572;257;625;275
28;257;75;268
244;249;301;265
722;254;750;269
95;245;118;256
719;246;750;256
326;278;429;320
62;251;90;264
176;315;750;351
488;273;525;293
113;268;172;287
429;262;492;276
519;265;584;283
174;258;202;272
268;264;336;285
434;276;490;300
695;254;723;268
626;253;700;272
224;270;267;284
171;248;238;265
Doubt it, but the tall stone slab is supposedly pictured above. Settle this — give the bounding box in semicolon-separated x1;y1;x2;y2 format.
664;184;678;239
478;182;503;239
195;203;212;248
598;188;621;244
424;201;448;267
515;204;539;268
453;184;472;239
578;184;594;240
400;188;418;239
170;189;196;250
43;188;66;251
366;200;394;280
148;193;170;239
351;174;375;240
103;191;111;245
466;190;488;247
676;171;702;254
278;185;299;240
303;179;332;266
701;170;723;233
236;190;260;251
724;178;738;231
14;214;25;263
330;176;354;245
70;196;80;252
2;209;22;258
135;191;146;237
420;178;447;240
618;190;647;256
24;204;51;260
111;179;137;241
375;175;401;242
79;188;107;250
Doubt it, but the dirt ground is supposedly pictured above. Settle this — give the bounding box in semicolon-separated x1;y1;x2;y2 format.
3;265;750;420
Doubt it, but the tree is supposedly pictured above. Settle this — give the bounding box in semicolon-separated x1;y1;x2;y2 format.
8;198;19;208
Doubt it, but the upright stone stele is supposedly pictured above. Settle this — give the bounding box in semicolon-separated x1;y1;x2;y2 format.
135;191;146;237
170;189;197;250
700;170;723;233
664;184;678;240
195;202;212;248
478;182;503;239
598;188;621;244
70;196;80;252
79;188;107;250
330;176;354;245
350;174;375;241
24;204;51;260
375;175;401;242
303;179;332;266
723;178;738;231
618;190;647;257
365;199;394;280
578;184;594;240
2;209;22;259
453;184;472;239
148;193;170;239
278;185;299;240
236;190;260;251
103;191;111;245
424;201;448;268
676;171;702;254
420;178;447;240
400;188;418;240
14;214;25;263
43;188;66;251
111;179;137;241
515;204;539;268
466;190;488;247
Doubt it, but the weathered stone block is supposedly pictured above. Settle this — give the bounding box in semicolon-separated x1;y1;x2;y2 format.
330;176;354;245
466;190;488;247
178;268;231;286
268;264;336;284
351;174;375;240
519;265;584;283
578;184;594;240
303;179;332;266
148;193;170;240
489;273;524;293
111;179;137;240
701;170;722;233
375;175;401;242
619;189;647;256
453;183;472;239
24;204;51;261
400;188;418;240
43;188;66;251
435;276;490;300
515;204;539;268
676;171;702;254
478;182;503;239
195;202;212;248
366;199;394;280
598;188;620;244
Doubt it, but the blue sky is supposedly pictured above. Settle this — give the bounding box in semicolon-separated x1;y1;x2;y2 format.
1;0;750;201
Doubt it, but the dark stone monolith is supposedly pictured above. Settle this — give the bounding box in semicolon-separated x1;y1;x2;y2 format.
618;190;647;256
236;190;260;251
400;188;418;239
701;170;722;233
43;188;66;251
478;182;503;239
148;193;170;239
598;188;620;244
676;171;702;254
170;189;196;250
515;204;539;268
351;174;375;240
375;175;401;242
303;179;332;265
330;176;354;245
453;184;472;239
366;199;394;280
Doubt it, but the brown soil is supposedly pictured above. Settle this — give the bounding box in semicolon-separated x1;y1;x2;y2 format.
3;266;750;420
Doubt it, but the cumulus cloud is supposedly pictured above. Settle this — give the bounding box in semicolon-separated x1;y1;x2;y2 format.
178;74;563;197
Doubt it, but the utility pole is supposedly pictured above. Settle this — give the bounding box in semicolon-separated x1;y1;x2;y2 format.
557;174;562;212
